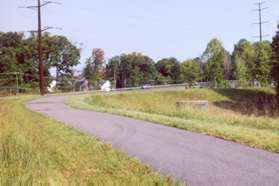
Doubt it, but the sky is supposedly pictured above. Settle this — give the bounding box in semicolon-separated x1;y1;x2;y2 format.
1;0;279;70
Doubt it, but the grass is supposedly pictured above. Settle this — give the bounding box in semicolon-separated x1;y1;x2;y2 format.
0;96;177;185
66;88;279;153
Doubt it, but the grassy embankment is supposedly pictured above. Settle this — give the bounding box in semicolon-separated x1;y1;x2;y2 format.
66;88;279;153
0;96;176;185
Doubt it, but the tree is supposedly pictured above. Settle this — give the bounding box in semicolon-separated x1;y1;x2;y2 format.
0;32;38;87
156;58;182;83
28;33;81;89
47;35;80;82
106;53;156;88
83;48;105;88
232;39;255;86
0;32;23;73
0;32;81;90
232;39;272;86
252;41;272;86
180;59;202;83
272;25;279;103
202;38;226;86
106;56;121;88
122;53;156;87
223;51;234;80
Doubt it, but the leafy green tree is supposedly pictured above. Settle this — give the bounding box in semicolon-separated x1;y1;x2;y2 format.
180;59;202;83
156;57;182;83
232;39;255;86
121;53;156;87
0;47;18;73
25;33;80;89
0;32;36;87
0;32;80;89
47;35;80;82
202;38;226;86
252;41;273;86
0;32;23;74
154;73;172;85
106;56;121;88
272;25;279;103
83;48;105;88
106;53;156;88
224;51;234;80
233;39;272;86
0;32;23;49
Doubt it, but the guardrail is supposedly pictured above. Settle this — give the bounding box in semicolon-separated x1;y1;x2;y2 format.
43;83;189;97
1;80;269;98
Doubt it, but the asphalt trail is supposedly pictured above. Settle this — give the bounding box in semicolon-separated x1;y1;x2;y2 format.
27;96;279;186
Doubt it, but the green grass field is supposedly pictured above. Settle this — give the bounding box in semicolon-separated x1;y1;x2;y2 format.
0;96;176;185
66;88;279;153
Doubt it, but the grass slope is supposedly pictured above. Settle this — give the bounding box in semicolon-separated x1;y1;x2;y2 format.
0;96;176;185
66;88;279;153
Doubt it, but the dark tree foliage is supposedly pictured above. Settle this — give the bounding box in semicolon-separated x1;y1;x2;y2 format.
224;51;234;80
83;48;105;88
48;35;80;81
106;53;156;88
105;56;121;88
272;25;279;103
155;57;182;83
0;32;80;89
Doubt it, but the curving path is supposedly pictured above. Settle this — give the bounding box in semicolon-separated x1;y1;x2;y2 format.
27;96;279;186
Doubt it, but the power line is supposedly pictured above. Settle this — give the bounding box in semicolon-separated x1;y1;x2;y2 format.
19;0;61;96
252;0;269;42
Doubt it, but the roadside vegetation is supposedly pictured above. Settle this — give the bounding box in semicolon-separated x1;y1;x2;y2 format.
66;88;279;153
0;96;176;185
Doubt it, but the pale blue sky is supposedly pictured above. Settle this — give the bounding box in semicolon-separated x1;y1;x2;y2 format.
1;0;279;69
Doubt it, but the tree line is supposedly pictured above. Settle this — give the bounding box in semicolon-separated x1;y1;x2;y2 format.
1;25;279;101
0;32;80;89
85;37;276;89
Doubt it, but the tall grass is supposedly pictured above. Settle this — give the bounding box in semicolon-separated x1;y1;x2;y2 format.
66;88;279;153
0;96;176;185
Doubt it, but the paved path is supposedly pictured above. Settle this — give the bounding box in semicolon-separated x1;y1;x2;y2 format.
27;96;279;186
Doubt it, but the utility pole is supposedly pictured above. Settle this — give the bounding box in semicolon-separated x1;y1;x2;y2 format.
37;0;44;95
20;0;61;96
253;1;269;42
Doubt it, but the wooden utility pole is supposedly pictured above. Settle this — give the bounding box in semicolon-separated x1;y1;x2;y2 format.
20;0;61;96
37;0;45;95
